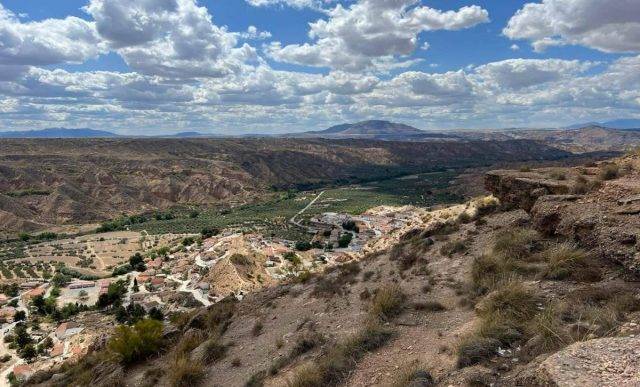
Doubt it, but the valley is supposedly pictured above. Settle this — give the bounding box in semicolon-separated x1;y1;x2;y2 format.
0;134;635;387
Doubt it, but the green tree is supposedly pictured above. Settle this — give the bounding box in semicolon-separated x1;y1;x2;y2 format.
13;310;26;321
108;319;163;364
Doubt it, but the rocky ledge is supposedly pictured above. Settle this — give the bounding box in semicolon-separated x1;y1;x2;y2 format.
485;158;640;274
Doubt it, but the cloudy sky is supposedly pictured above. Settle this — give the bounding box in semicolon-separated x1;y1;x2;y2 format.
0;0;639;135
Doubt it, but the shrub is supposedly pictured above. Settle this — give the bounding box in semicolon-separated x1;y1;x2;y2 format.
412;301;446;312
230;254;252;266
599;164;619;180
168;355;204;387
439;240;467;257
295;241;312;251
108;319;163;364
470;254;508;294
369;284;405;320
525;303;572;356
541;243;601;282
338;233;353;248
476;281;539;323
288;321;392;387
492;229;539;261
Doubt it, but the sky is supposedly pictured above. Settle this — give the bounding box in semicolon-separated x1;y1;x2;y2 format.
0;0;639;135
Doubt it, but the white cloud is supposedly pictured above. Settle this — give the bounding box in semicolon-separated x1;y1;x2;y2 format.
504;0;640;53
239;26;272;40
245;0;332;9
84;0;257;78
474;58;593;90
510;44;520;51
0;4;104;67
266;0;489;71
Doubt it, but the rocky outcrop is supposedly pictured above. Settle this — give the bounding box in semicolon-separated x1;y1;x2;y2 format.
534;336;640;386
485;170;572;211
485;159;640;274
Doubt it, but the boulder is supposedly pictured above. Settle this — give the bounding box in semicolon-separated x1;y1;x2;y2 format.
535;336;640;386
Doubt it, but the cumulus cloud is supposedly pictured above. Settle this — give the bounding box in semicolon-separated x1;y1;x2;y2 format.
504;0;640;53
84;0;257;78
245;0;332;9
0;4;104;67
474;59;593;90
266;0;489;71
239;26;272;40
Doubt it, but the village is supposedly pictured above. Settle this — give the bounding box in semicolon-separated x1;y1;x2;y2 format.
0;196;492;385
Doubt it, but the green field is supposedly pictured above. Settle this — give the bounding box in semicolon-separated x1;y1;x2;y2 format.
126;170;463;238
301;170;463;219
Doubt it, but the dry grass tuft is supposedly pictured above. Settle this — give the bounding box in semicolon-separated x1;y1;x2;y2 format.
369;284;406;320
167;355;204;387
540;243;601;282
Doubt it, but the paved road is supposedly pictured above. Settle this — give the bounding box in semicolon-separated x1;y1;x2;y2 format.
290;191;325;228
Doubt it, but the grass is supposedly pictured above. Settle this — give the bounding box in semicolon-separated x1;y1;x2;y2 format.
476;281;540;322
369;284;406;320
168;355;204;387
540;243;601;282
287;321;393;387
492;229;539;261
458;281;539;367
439;240;467;257
599;164;620;181
389;360;434;387
412;301;446;312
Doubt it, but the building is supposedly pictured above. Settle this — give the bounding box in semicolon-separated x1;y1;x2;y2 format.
22;286;46;301
68;280;95;289
0;307;16;322
12;364;33;381
55;322;83;340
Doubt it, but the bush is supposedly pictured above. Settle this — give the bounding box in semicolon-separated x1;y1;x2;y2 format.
599;164;619;180
201;227;220;239
230;254;251;266
295;241;312;251
439;240;467;257
337;233;353;248
182;237;195;246
412;301;446;312
288;321;392;387
540;243;601;282
108;319;163;364
168;355;204;387
369;284;405;320
492;229;539;261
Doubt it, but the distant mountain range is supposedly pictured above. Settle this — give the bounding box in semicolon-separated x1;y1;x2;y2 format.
2;118;639;140
0;128;219;139
0;128;120;138
565;119;640;130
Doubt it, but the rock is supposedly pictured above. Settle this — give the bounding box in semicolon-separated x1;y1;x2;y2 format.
485;171;572;211
535;336;640;386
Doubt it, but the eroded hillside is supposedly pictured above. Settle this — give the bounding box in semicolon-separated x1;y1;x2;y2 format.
23;152;640;387
0;138;570;235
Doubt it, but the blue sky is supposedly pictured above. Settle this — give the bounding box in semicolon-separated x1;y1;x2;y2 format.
0;0;639;134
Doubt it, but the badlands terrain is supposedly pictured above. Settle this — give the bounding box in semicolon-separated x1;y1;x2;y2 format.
0;136;572;235
0;148;633;387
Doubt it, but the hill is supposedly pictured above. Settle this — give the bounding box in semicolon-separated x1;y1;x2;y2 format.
0;128;120;138
565;118;640;130
35;153;640;387
291;120;459;141
0;137;571;235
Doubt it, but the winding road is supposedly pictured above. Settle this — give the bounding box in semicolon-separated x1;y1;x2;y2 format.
290;191;325;228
